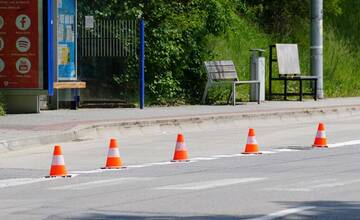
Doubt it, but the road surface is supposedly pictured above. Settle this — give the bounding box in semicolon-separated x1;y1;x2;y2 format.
0;112;360;219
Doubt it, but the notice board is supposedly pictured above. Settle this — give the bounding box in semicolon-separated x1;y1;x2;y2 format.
0;0;44;89
57;0;76;81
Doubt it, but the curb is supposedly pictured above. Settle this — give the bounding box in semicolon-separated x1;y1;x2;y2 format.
1;104;360;152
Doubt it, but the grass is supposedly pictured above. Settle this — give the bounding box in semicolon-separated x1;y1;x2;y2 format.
323;29;360;97
202;0;360;103
203;10;272;103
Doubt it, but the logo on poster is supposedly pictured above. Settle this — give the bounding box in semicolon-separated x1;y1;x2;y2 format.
0;16;4;30
16;57;31;74
16;15;31;31
0;58;4;73
0;37;4;51
16;37;31;52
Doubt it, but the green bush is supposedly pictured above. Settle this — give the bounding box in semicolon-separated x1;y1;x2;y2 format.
0;93;5;116
78;0;360;104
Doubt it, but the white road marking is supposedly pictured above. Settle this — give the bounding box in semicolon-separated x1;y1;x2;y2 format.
263;187;311;192
155;178;266;190
0;178;52;189
328;140;360;148
71;139;360;175
50;177;151;190
311;179;360;189
264;178;360;192
191;157;217;161
127;161;173;168
246;206;315;220
72;169;105;174
273;149;301;152
212;154;240;158
261;151;276;154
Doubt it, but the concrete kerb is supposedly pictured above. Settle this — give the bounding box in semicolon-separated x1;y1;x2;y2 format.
1;104;360;153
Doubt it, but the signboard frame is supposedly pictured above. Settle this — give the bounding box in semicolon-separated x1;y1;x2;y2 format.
0;0;48;93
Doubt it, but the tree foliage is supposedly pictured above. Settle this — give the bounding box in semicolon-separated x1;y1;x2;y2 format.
240;0;344;42
78;0;231;104
78;0;348;104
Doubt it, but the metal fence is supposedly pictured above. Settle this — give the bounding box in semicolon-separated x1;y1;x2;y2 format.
78;19;137;57
77;19;139;105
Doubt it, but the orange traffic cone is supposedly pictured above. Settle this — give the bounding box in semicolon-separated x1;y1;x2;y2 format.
242;128;262;154
313;123;328;148
48;145;70;177
171;133;190;162
102;138;123;169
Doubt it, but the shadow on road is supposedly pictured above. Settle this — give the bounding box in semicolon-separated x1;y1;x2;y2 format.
57;201;360;220
275;200;360;220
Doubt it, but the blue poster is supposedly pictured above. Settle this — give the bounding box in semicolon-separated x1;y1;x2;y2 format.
57;0;76;81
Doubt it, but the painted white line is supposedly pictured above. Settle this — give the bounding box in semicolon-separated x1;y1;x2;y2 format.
72;168;126;174
70;138;360;175
273;149;301;152
232;153;247;157
212;154;240;158
191;157;217;161
311;179;360;190
155;178;266;190
246;206;315;220
0;178;53;189
263;187;311;192
328;140;360;148
261;151;276;154
50;177;151;190
263;179;360;192
72;169;105;174
127;161;172;168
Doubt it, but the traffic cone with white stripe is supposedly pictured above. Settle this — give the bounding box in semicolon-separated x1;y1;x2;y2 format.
171;133;190;162
48;145;70;177
242;128;262;154
313;123;328;148
102;138;123;169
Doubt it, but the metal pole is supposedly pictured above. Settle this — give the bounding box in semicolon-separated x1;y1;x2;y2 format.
311;0;324;99
47;0;54;96
139;19;145;109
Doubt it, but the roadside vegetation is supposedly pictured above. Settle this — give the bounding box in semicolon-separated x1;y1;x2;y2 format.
0;93;5;116
78;0;360;105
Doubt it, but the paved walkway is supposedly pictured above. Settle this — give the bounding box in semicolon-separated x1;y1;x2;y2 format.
1;97;360;151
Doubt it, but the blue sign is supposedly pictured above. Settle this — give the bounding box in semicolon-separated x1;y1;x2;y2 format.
57;0;76;81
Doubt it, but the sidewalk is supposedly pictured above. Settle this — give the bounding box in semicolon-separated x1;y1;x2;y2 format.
1;97;360;151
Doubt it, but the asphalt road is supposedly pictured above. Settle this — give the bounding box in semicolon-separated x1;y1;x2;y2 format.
0;112;360;219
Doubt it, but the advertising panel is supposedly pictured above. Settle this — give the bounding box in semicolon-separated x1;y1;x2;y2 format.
0;0;43;89
57;0;76;81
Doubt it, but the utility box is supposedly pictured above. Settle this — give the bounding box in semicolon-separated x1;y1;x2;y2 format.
250;49;266;102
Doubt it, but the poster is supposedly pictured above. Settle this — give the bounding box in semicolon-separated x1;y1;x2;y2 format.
0;0;41;89
57;0;76;80
85;16;94;29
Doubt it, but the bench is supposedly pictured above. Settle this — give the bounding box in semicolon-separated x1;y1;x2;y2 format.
53;81;86;109
269;44;318;101
202;60;260;105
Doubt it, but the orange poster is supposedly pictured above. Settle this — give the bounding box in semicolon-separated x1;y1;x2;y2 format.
0;0;40;88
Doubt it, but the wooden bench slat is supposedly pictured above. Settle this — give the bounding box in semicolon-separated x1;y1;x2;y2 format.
202;60;261;105
54;81;86;89
205;60;234;66
206;66;237;73
209;72;238;80
234;80;260;84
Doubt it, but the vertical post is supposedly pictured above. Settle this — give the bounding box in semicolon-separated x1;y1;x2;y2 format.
139;19;145;109
47;0;54;96
311;0;324;99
